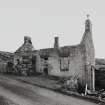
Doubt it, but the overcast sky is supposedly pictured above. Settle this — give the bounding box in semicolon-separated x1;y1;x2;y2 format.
0;0;105;58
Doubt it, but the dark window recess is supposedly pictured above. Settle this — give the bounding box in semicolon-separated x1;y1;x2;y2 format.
60;58;69;72
44;68;48;75
60;59;61;70
32;56;36;72
61;69;69;71
44;57;48;60
22;55;29;59
17;59;20;64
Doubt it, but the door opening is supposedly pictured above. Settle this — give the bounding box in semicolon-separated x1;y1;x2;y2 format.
44;68;48;75
32;56;36;73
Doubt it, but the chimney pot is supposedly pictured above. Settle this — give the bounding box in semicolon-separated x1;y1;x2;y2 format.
54;37;59;48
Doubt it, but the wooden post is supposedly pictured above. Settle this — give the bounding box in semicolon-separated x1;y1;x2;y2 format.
85;83;88;95
92;66;95;91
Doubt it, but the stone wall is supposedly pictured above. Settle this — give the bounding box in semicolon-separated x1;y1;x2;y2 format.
36;45;85;80
14;36;34;75
34;18;95;91
80;18;95;91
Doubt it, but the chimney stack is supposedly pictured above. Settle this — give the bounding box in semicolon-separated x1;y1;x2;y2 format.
24;36;32;44
54;37;59;48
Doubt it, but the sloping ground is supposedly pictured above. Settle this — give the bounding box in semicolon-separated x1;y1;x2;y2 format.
5;75;104;104
6;75;60;90
0;95;18;105
0;75;98;105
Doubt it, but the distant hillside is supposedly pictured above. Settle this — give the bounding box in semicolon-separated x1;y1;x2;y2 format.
95;58;105;90
95;58;105;65
0;51;14;62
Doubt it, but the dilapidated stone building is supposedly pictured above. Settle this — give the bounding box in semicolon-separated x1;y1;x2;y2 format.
14;36;34;75
14;17;95;91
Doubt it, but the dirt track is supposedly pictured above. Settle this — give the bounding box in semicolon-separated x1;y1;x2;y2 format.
0;75;98;105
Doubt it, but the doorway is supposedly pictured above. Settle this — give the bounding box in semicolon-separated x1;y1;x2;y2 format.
32;56;36;73
44;68;48;75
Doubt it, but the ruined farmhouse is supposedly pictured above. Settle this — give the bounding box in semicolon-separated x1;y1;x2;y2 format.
12;17;95;91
